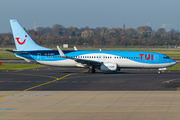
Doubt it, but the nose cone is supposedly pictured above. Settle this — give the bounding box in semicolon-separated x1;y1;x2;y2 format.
171;59;177;66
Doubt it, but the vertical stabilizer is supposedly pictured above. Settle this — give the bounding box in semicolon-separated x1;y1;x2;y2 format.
10;19;51;51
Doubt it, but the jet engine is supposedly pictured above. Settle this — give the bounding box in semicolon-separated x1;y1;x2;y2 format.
100;62;120;71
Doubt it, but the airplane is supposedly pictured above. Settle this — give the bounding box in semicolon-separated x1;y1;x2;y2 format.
7;19;177;74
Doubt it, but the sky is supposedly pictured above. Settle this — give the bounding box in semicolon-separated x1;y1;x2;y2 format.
0;0;180;33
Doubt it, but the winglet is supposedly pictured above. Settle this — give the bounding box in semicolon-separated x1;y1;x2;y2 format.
57;46;66;58
74;46;78;51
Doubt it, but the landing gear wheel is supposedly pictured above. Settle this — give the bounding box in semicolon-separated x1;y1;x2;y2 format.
88;67;96;74
88;69;92;73
92;68;95;73
158;71;161;74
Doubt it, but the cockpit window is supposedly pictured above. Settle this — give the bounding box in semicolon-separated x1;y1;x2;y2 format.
163;56;170;59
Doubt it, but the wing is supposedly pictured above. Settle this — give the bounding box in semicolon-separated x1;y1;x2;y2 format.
57;46;101;67
75;59;101;67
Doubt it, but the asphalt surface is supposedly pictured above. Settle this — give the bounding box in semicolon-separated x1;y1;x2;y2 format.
0;66;180;91
1;60;180;120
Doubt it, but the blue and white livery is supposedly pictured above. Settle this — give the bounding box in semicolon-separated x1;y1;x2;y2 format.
8;19;177;73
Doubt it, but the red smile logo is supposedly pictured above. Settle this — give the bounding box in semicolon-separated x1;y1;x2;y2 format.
15;35;27;45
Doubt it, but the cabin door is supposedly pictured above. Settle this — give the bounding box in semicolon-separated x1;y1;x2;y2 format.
37;53;41;61
154;54;159;63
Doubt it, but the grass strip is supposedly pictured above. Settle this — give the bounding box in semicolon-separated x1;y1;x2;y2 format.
167;63;180;71
0;63;46;71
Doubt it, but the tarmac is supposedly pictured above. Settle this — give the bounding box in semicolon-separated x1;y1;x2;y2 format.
1;60;180;119
0;67;180;91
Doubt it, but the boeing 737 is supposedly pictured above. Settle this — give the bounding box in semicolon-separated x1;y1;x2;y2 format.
7;19;177;74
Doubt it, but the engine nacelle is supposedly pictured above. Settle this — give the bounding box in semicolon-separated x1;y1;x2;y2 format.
100;62;120;71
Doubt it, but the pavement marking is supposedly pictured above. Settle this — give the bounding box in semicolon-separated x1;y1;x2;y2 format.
11;73;58;79
0;81;118;83
62;73;132;80
0;69;122;98
81;70;88;73
58;108;180;110
22;73;74;91
0;73;75;98
14;70;23;72
133;114;160;115
0;108;17;110
97;114;122;115
59;114;87;115
176;87;180;90
12;95;52;97
162;79;180;83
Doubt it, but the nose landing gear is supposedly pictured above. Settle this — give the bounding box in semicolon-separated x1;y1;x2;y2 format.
158;68;166;74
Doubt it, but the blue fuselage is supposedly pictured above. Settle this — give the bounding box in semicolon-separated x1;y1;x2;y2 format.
15;50;177;69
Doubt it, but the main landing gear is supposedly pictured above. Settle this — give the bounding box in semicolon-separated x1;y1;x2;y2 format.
88;67;96;73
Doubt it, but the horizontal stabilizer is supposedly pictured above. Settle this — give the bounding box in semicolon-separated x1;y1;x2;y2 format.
5;49;29;55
